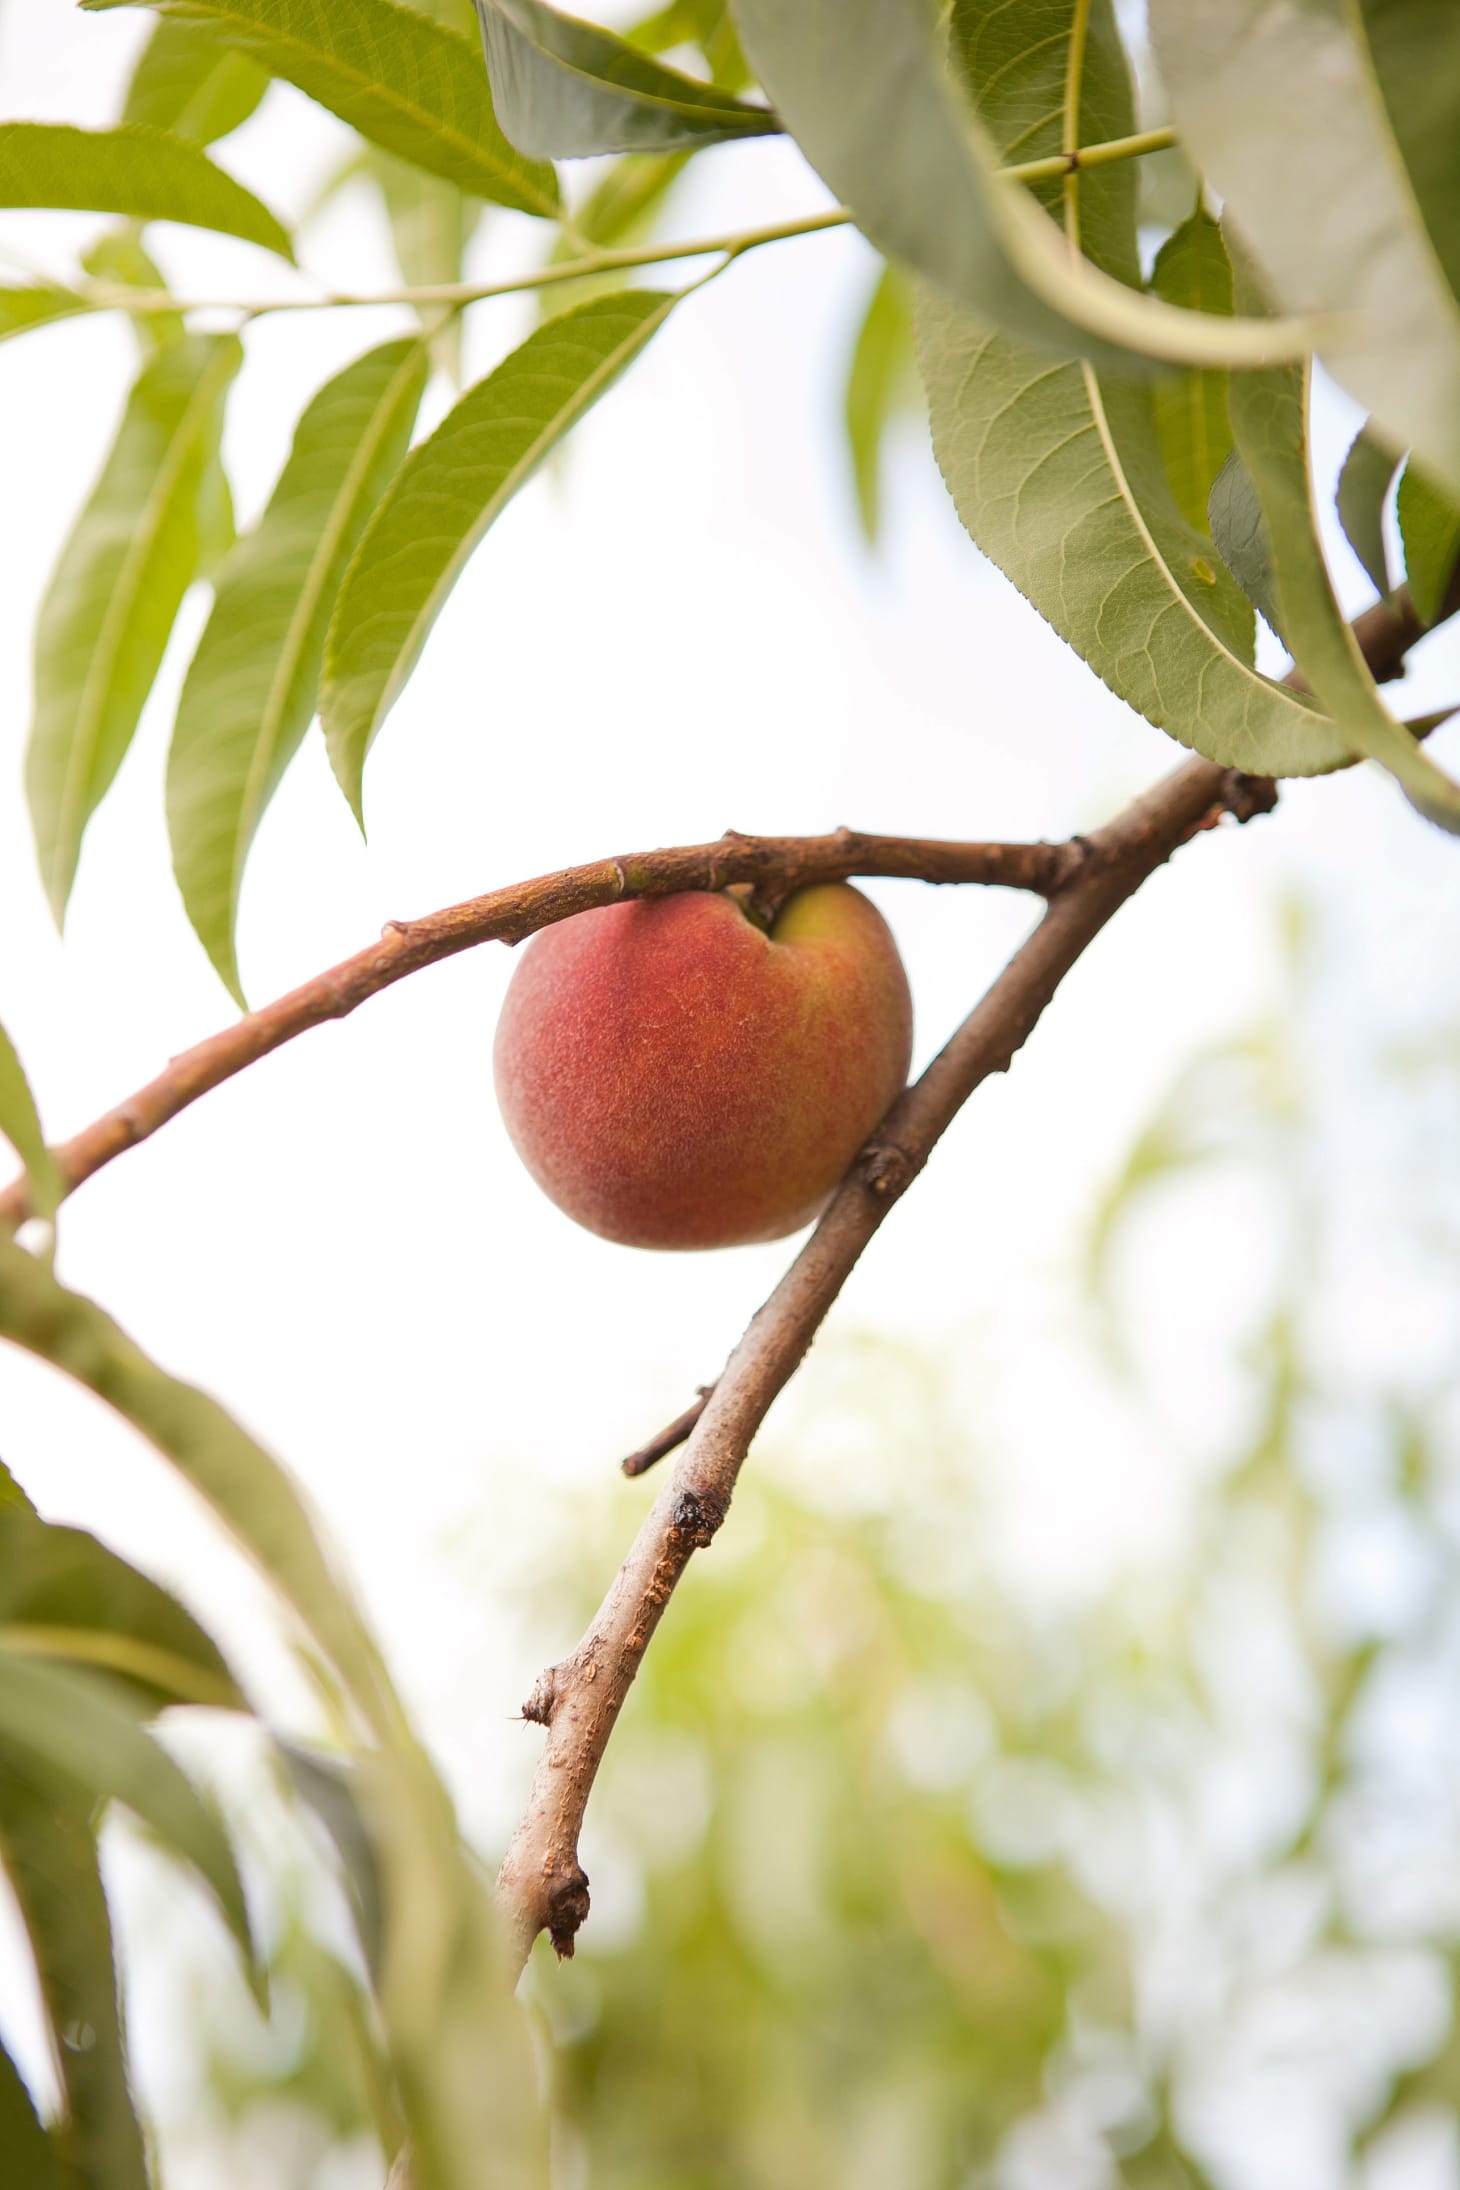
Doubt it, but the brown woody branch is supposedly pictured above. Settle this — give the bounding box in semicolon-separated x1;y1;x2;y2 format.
495;758;1279;1967
0;831;1071;1231
621;1387;714;1479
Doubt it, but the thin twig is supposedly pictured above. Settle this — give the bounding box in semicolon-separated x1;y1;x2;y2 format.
496;759;1278;1966
621;1387;714;1480
0;831;1072;1231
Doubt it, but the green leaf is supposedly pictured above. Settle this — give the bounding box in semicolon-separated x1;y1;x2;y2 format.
1148;0;1460;499
625;0;751;89
82;224;186;353
1355;0;1460;307
0;1655;259;1992
26;334;242;922
0;1777;148;2190
322;289;680;818
1208;448;1284;642
1149;209;1236;536
1225;237;1460;831
0;1503;243;1713
918;0;1344;777
731;0;1317;373
168;339;429;1001
0;2032;62;2190
281;1744;385;1974
0;287;90;347
0;1024;62;1228
844;262;917;545
122;14;270;143
0;122;292;260
1336;424;1400;596
85;0;561;219
1397;459;1460;628
475;0;777;156
370;148;482;380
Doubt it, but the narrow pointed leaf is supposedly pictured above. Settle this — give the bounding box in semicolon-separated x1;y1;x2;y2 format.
1149;209;1237;535
84;0;561;219
1225;240;1460;831
732;0;1317;373
0;1025;62;1227
1354;0;1460;307
0;1657;259;1990
1149;0;1460;498
169;339;429;1001
0;287;90;346
0;2032;62;2190
322;289;679;817
123;15;269;143
475;0;776;156
1397;460;1460;628
919;0;1342;776
1208;449;1284;642
281;1743;385;1973
27;334;242;922
844;262;916;545
0;1778;148;2190
1336;424;1400;596
0;1504;243;1713
0;122;291;259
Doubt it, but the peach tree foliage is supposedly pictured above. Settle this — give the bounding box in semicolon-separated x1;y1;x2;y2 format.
0;2;1458;2188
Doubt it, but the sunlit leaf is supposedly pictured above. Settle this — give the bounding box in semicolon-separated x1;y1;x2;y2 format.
475;0;776;156
1149;0;1460;498
168;339;429;1002
0;122;291;260
844;262;917;545
0;2033;61;2190
919;0;1341;775
1208;448;1283;642
733;0;1316;372
1397;459;1460;627
0;1503;243;1713
122;14;269;144
625;0;751;88
1149;209;1236;535
26;334;242;922
0;1024;62;1228
82;224;186;353
1336;423;1400;596
322;290;680;819
1225;237;1460;829
0;287;90;346
85;0;561;219
0;1656;259;1991
0;1779;148;2190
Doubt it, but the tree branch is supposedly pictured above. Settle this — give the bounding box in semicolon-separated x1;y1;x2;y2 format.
0;832;1072;1231
495;759;1278;1968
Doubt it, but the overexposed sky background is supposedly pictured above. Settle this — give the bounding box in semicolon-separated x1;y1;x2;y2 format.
2;5;1459;2174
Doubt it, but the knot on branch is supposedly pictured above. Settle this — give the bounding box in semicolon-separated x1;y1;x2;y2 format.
669;1487;726;1549
859;1137;919;1197
1219;771;1279;825
521;1667;559;1726
546;1863;591;1958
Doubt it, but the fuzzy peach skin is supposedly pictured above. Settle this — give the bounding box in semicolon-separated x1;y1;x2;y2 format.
492;883;914;1250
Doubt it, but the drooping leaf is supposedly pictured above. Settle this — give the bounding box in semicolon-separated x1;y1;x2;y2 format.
1225;237;1460;831
0;1777;148;2190
0;1025;62;1228
1354;0;1460;307
1149;209;1236;535
844;261;917;545
281;1743;385;1974
475;0;776;156
0;122;292;260
1397;459;1460;628
0;1655;259;1991
0;2031;62;2190
918;0;1343;776
572;147;687;248
84;0;561;219
1148;0;1460;498
122;14;270;144
370;148;482;380
0;287;90;347
732;0;1316;372
322;289;680;818
0;1504;243;1713
168;339;429;1001
26;333;242;922
1336;424;1400;596
1208;448;1284;642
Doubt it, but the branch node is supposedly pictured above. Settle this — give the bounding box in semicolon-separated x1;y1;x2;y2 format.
521;1668;559;1726
1218;770;1280;825
859;1136;919;1197
669;1487;726;1549
546;1864;591;1958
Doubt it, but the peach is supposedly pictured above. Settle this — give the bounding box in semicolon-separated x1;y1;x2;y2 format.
493;883;913;1249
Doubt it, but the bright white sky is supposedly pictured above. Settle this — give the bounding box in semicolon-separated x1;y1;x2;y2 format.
2;7;1459;2174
